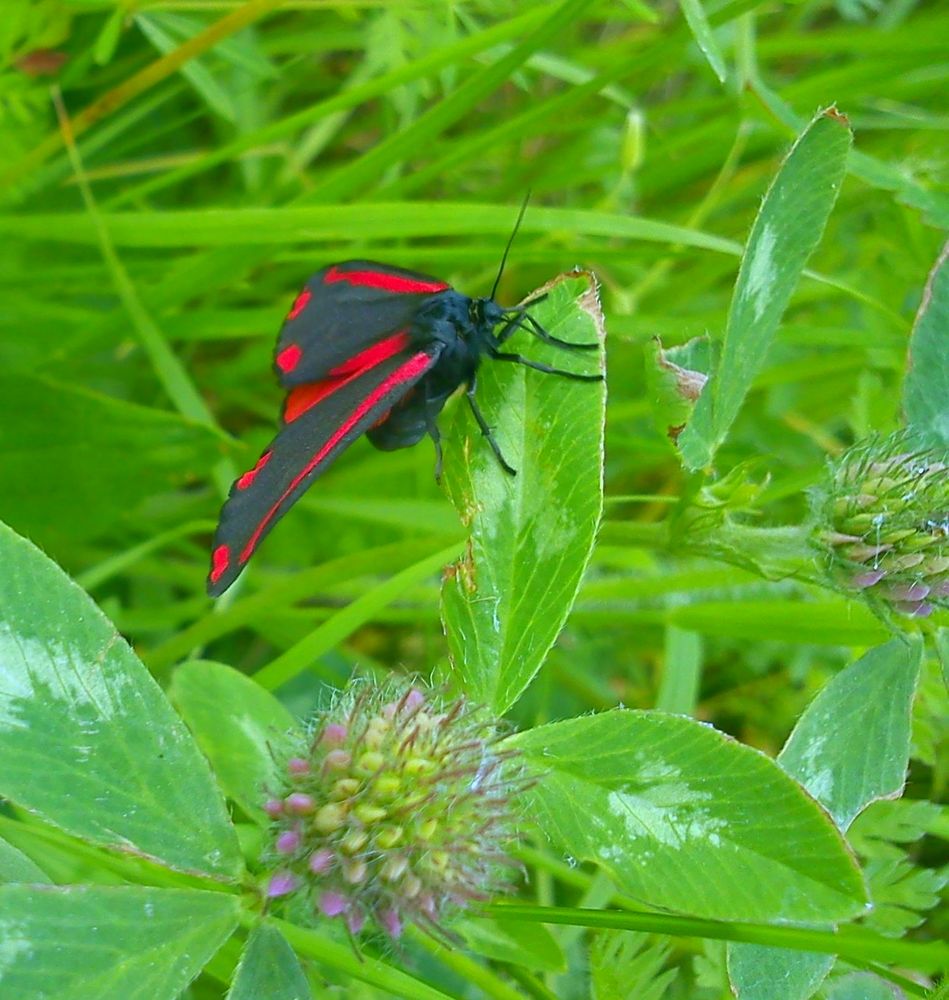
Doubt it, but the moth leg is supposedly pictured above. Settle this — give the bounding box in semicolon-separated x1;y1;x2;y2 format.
424;385;444;484
493;315;524;347
522;312;599;351
518;291;549;310
466;375;517;476
487;349;603;382
495;311;598;351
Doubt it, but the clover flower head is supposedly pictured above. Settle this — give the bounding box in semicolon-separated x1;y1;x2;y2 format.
813;432;948;618
262;679;525;939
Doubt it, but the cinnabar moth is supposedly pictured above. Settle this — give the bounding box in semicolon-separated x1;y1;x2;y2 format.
207;205;601;596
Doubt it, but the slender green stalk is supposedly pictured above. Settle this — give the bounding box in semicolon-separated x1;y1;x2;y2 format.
482;904;948;974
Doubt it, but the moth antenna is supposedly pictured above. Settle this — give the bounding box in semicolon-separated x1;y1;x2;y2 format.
490;190;531;301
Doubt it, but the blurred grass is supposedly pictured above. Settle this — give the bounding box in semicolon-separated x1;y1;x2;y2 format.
0;0;945;991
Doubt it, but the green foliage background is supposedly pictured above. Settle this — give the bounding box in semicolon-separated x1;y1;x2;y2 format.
0;1;946;998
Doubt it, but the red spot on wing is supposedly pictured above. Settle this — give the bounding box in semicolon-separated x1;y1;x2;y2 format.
210;544;231;584
237;450;272;490
277;343;302;373
287;288;312;320
328;331;410;376
240;352;434;565
324;265;449;295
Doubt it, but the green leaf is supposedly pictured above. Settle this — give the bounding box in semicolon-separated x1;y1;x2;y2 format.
92;6;124;65
458;916;566;972
0;885;238;1000
440;272;606;712
678;107;853;470
678;0;727;82
847;800;946;939
0;522;243;878
228;925;312;1000
823;972;901;1000
860;855;946;937
849;796;949;936
746;78;948;230
0;375;220;547
728;639;921;1000
0;836;50;883
727;949;833;1000
643;337;710;446
903;241;949;447
848;799;943;856
511;710;867;922
779;638;921;830
170;660;302;824
591;931;676;1000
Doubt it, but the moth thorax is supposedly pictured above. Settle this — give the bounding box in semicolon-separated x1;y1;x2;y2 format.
471;297;505;329
467;299;485;324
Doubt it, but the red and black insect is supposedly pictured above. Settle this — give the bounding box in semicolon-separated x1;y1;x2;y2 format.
207;213;601;596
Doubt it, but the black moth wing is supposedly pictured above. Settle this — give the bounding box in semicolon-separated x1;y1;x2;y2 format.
274;260;452;387
366;386;429;452
367;360;467;452
208;344;441;596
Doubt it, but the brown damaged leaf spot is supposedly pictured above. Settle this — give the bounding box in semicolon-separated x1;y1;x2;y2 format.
578;279;607;346
822;105;850;127
442;539;477;594
648;337;708;443
654;339;708;403
456;436;478;527
459;538;477;594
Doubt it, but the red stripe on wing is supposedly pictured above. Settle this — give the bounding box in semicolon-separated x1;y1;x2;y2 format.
284;377;352;423
239;351;434;565
328;331;410;376
324;265;449;295
283;332;411;423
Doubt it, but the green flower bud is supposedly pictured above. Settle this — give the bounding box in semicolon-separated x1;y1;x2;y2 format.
813;432;948;618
